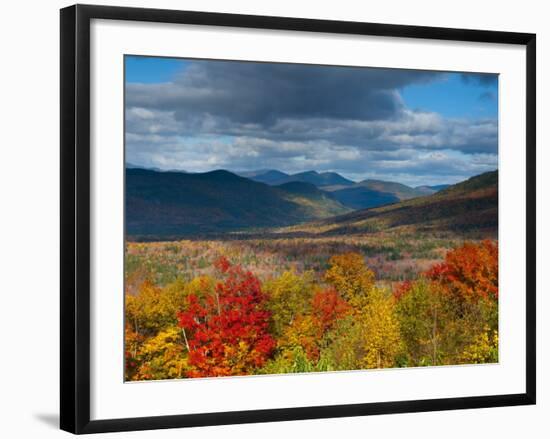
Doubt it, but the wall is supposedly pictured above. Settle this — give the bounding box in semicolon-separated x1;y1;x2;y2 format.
0;0;546;437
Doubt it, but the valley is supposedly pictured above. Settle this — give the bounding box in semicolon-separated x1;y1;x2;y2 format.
125;169;497;292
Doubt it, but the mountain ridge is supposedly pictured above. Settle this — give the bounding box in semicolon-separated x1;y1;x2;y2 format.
275;170;498;236
244;169;355;187
125;168;351;237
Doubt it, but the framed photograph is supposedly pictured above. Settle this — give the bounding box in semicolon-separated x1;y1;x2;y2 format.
60;4;536;434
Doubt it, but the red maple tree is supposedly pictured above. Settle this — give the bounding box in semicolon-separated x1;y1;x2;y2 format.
177;257;275;377
312;287;350;334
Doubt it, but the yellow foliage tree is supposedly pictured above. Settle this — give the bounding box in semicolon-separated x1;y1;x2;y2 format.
183;275;215;298
323;253;401;369
460;326;498;364
358;288;402;369
324;252;375;307
125;278;191;380
264;270;315;336
126;279;187;337
132;326;189;380
277;315;320;362
395;279;443;366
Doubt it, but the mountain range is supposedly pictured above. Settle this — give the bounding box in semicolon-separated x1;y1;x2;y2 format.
241;169;355;187
126;166;495;238
280;171;498;236
240;169;447;209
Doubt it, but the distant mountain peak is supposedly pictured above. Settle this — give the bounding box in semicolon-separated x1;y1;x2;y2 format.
203;169;241;178
242;169;354;187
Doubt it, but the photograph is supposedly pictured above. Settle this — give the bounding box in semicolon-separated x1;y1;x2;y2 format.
123;56;499;381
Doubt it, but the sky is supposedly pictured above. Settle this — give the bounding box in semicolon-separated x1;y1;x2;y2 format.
125;55;498;187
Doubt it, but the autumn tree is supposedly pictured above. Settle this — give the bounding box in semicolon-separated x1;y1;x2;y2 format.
264;270;315;337
395;279;443;366
320;315;364;371
460;326;498;364
358;287;402;369
425;240;498;303
183;275;216;300
264;286;349;372
277;315;320;363
324;252;375;307
177;257;275;377
126;278;186;337
276;287;350;363
323;254;401;369
325;253;401;368
312;287;351;334
321;288;401;371
130;327;189;381
125;278;189;380
395;241;499;366
124;324;144;380
427;240;498;362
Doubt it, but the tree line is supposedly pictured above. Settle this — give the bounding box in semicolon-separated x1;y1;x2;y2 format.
125;240;498;380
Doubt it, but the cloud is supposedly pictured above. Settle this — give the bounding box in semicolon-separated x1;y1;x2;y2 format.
125;60;498;185
126;61;442;125
126;106;498;155
460;72;498;87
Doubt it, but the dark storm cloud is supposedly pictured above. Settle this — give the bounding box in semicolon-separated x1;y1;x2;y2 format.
460;72;498;87
126;61;441;126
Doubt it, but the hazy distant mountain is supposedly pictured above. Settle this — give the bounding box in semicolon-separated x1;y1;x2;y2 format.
281;171;355;187
126;163;166;172
126;168;350;237
239;169;290;185
413;186;437;196
357;179;427;200
328;186;399;210
280;171;498;236
414;184;451;195
243;169;355;187
327;179;434;210
126;163;187;173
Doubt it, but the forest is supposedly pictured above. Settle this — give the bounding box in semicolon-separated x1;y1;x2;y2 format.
125;239;498;381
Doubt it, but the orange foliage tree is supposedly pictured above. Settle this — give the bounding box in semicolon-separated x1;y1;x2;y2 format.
425;240;498;302
278;287;350;362
312;287;351;335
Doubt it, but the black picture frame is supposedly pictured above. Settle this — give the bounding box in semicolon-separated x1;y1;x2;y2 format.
60;4;536;434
